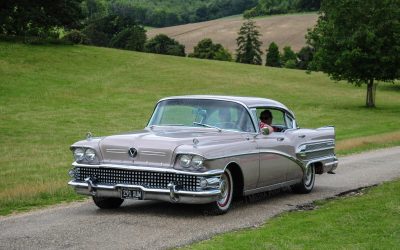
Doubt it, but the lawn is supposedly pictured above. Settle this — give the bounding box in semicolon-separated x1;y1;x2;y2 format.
182;179;400;249
0;42;399;215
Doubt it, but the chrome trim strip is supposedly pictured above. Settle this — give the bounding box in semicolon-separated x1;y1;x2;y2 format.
141;151;167;156
68;181;221;196
210;150;306;172
244;179;299;196
72;162;224;176
298;146;335;154
306;156;338;168
324;160;339;167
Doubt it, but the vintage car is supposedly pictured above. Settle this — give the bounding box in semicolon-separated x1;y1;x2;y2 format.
68;95;338;214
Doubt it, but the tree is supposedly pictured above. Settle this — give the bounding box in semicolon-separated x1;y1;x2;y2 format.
307;0;400;108
265;42;281;67
110;26;147;52
236;19;263;65
83;14;146;50
189;38;232;61
0;0;83;36
145;34;185;57
281;46;297;68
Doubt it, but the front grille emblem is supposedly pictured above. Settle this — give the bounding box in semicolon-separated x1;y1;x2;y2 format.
128;147;138;158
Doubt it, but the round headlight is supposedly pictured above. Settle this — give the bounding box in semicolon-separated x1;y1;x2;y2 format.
179;155;192;168
73;148;85;161
191;155;204;169
85;148;97;162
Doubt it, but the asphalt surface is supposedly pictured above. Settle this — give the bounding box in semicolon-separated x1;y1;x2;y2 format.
1;147;399;250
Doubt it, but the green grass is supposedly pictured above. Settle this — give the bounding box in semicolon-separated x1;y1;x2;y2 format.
182;180;400;249
0;42;399;215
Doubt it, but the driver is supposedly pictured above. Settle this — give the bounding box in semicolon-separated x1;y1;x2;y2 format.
259;110;274;134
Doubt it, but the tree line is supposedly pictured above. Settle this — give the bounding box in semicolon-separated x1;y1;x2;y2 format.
244;0;321;18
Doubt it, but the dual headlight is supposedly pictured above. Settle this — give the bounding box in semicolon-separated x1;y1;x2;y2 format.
177;154;205;170
73;147;97;163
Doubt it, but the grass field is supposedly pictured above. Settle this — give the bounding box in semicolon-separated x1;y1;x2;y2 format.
183;179;400;249
0;42;399;215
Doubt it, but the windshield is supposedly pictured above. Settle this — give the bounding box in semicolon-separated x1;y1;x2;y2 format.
148;99;256;132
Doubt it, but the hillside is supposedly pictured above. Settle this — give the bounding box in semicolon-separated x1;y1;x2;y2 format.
0;42;399;215
148;13;318;54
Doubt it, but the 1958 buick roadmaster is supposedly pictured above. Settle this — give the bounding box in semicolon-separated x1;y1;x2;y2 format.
68;95;338;214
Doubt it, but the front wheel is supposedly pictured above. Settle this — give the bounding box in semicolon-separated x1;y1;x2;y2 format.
92;196;124;209
204;169;234;215
292;165;315;194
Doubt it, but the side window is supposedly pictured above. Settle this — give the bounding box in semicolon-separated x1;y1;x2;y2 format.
256;108;291;132
256;108;285;126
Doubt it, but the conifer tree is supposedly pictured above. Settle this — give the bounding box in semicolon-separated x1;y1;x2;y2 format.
235;19;263;65
265;42;281;67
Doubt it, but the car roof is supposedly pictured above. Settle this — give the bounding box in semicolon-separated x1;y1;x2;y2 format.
159;95;295;117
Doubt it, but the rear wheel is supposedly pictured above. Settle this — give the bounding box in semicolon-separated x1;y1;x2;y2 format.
92;196;124;209
205;169;234;215
292;165;315;194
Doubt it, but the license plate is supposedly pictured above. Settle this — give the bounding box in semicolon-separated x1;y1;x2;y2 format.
120;188;142;200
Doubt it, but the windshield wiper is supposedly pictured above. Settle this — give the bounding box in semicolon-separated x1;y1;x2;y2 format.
193;122;222;132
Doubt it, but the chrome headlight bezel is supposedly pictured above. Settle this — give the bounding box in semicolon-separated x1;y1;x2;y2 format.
176;154;205;170
84;148;97;162
72;147;98;164
73;147;85;161
179;154;192;168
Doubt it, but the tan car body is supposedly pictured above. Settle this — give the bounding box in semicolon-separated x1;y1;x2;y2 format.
68;96;338;208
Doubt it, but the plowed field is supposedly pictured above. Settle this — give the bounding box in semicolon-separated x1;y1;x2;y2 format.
147;13;318;54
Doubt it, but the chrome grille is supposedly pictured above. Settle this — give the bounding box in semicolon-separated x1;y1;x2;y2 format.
305;141;334;151
304;149;335;160
75;167;200;191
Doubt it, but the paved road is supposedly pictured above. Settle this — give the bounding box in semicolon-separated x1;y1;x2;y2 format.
1;147;399;250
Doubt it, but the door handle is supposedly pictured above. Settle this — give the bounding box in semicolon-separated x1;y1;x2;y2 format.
277;137;284;142
298;135;306;138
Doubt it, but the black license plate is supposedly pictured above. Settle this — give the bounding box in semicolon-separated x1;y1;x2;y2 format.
120;188;142;200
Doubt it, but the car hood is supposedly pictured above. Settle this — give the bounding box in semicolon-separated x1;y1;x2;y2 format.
99;127;246;167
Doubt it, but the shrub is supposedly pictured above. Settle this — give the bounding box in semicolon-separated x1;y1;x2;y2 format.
109;26;147;51
145;34;185;57
281;46;297;68
190;38;232;61
265;42;281;67
63;30;89;44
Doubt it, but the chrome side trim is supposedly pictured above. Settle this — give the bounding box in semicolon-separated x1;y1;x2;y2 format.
244;179;300;196
298;146;335;154
72;162;224;176
210;150;306;173
105;149;127;154
141;151;167;156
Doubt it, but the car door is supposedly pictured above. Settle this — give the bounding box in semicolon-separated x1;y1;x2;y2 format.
253;108;301;187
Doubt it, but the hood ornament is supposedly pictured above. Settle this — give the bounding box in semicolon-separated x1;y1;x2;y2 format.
193;138;199;146
86;132;93;141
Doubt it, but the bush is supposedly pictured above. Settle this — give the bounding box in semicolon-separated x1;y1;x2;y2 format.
284;59;297;69
63;30;89;44
109;26;147;51
145;34;185;57
189;38;232;61
297;46;314;70
265;42;281;67
281;46;297;68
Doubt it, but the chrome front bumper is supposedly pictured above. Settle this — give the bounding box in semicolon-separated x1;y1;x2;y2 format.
68;180;222;204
